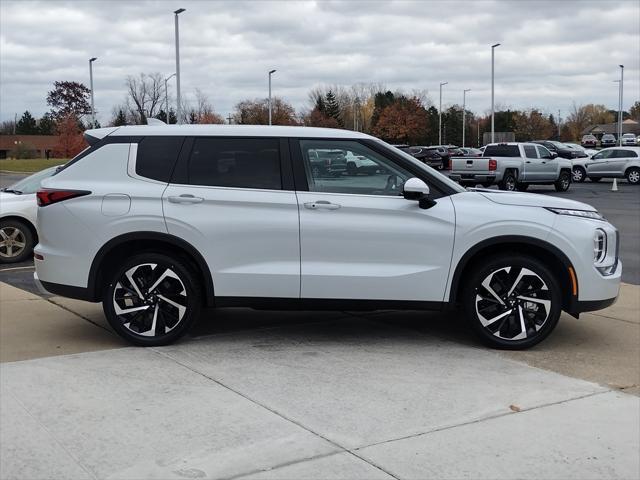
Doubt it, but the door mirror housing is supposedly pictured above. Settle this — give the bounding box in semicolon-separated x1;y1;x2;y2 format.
403;177;436;209
549;151;558;159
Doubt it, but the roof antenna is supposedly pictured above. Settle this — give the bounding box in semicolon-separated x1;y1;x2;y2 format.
147;118;167;126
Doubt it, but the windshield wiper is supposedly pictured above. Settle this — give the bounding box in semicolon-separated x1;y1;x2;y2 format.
1;188;23;195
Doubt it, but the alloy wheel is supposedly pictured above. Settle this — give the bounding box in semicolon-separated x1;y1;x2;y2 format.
112;263;188;337
572;167;584;182
628;169;640;184
475;266;551;341
0;227;27;259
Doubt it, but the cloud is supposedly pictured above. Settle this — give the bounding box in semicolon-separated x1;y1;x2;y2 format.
0;0;638;124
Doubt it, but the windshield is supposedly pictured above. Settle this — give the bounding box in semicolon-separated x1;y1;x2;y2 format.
374;139;465;193
5;166;59;194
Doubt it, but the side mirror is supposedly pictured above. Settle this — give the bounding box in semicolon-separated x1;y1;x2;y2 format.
550;151;558;159
403;177;436;209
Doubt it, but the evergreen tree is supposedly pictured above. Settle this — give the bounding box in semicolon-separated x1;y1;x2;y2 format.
156;109;168;123
38;112;56;135
16;111;38;134
324;90;343;127
315;95;326;114
168;109;177;124
112;109;127;127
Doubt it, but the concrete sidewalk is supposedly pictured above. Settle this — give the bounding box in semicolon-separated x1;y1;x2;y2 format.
1;281;639;479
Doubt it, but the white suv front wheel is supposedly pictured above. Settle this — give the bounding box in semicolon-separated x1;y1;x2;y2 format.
463;255;561;349
102;253;202;346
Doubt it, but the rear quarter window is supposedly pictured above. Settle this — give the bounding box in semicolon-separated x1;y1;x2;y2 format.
136;136;185;182
483;145;520;157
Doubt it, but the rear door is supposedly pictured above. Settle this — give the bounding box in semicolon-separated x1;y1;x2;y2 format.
293;139;456;302
163;137;300;299
534;145;557;181
610;149;638;176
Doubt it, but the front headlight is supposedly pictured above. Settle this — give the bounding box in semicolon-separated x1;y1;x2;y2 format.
593;228;619;276
545;207;604;220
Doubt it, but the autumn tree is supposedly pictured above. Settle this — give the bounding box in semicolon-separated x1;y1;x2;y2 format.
233;98;298;125
372;96;428;144
46;81;92;120
565;103;615;140
304;108;340;128
16;111;38;134
513;109;554;141
53;114;87;158
629;101;640;121
186;89;224;124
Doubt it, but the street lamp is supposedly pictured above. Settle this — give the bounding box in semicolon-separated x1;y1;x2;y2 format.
89;57;97;127
174;8;185;124
618;65;624;146
462;89;471;147
439;81;447;145
164;73;176;123
491;43;501;144
268;69;276;125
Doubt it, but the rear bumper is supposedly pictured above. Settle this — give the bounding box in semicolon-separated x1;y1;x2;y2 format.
449;173;496;184
34;272;95;301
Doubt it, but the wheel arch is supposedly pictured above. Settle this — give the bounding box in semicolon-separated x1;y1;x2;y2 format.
88;232;215;306
448;235;579;317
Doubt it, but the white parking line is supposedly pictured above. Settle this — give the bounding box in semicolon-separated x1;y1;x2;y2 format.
0;265;35;272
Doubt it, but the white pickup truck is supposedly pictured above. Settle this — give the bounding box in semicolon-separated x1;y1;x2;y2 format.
449;142;573;192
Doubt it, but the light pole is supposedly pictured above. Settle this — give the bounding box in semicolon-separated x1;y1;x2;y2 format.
557;109;561;140
268;69;276;125
439;81;447;145
89;57;97;127
462;89;470;147
618;65;624;146
164;73;176;123
491;43;501;143
174;8;185;124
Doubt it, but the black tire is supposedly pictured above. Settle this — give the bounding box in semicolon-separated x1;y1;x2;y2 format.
590;176;601;182
626;167;640;185
462;254;562;350
499;171;517;191
554;171;571;192
516;183;529;191
102;252;202;346
572;166;586;183
0;219;34;264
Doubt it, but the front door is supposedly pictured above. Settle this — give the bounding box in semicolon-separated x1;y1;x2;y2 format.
163;137;300;299
294;139;456;302
522;144;545;182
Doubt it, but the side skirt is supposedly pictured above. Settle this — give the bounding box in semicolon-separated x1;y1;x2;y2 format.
214;297;446;312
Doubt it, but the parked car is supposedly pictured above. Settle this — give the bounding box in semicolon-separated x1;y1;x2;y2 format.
0;166;60;263
345;152;380;175
405;147;445;169
621;133;637;146
581;134;597;148
457;147;483;157
532;140;578;159
586;147;640;184
600;134;617;148
34;125;620;350
308;149;347;177
564;143;597;157
449;142;572;192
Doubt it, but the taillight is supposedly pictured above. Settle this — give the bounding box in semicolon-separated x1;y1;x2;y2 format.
37;189;91;207
488;159;497;171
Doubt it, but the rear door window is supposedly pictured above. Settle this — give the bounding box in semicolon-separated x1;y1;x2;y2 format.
186;138;281;190
523;145;538;158
614;149;638;158
136;136;185;182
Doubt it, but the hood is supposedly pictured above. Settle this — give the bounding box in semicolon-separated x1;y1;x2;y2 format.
477;190;596;211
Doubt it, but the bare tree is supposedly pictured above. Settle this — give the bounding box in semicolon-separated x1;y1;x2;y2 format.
125;73;164;124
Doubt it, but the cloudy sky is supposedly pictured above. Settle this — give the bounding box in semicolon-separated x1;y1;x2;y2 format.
1;0;638;124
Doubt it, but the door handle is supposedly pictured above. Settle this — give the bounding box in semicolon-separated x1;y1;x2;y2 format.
525;161;532;163
304;200;341;210
168;194;204;204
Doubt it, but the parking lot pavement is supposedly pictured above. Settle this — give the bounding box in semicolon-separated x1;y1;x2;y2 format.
1;280;639;479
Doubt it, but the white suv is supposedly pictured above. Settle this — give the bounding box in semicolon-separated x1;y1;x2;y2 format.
34;125;621;349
